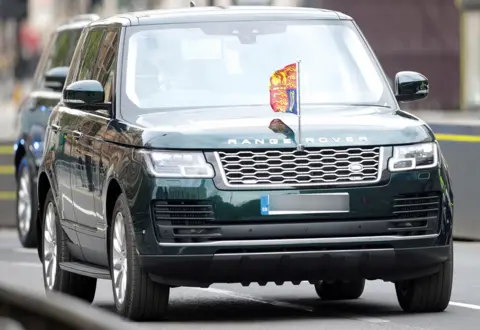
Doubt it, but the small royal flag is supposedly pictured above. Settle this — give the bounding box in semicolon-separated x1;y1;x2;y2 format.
269;63;298;115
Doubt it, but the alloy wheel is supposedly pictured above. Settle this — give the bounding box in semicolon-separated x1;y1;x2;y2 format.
17;167;31;236
112;212;127;304
43;202;57;290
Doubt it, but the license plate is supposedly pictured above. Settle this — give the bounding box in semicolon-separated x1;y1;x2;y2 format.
260;193;350;215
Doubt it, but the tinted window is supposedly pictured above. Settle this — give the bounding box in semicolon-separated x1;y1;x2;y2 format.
64;31;89;87
44;29;82;72
33;28;82;90
92;29;120;102
31;33;55;90
77;29;105;81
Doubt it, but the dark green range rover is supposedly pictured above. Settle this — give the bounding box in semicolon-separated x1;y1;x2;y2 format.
37;6;454;321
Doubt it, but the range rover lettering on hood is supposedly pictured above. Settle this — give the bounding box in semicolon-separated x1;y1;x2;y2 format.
228;136;368;145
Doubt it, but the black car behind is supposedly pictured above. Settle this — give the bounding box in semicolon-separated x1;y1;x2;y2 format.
14;14;99;248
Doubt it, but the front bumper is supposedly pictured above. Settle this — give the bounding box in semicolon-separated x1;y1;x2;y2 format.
140;244;450;286
131;167;452;285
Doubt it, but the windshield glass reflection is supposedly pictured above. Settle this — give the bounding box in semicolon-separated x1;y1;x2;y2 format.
122;20;393;114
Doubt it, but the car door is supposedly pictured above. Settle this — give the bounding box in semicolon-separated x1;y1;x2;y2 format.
69;27;120;265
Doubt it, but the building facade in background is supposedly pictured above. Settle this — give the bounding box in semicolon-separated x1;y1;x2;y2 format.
1;0;465;110
303;0;461;111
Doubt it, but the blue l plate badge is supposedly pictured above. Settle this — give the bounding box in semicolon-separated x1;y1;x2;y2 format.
260;195;270;215
260;193;350;215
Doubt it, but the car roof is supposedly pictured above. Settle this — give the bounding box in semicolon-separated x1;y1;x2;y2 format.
56;14;100;32
88;6;351;28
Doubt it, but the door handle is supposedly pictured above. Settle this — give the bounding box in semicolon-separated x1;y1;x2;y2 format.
72;130;83;139
51;124;60;132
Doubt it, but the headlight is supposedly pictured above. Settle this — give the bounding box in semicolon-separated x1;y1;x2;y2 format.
141;151;214;178
388;142;438;172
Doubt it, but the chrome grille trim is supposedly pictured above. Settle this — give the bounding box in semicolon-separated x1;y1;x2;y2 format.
214;147;384;188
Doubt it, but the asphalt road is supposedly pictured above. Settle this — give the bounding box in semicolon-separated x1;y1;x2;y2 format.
0;230;479;329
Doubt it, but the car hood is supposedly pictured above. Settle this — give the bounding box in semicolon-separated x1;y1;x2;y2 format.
135;105;434;149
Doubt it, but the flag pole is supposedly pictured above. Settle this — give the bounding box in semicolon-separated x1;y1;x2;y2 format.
296;59;304;151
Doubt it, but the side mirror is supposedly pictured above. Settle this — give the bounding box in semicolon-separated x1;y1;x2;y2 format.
394;71;429;102
63;80;104;109
44;66;69;92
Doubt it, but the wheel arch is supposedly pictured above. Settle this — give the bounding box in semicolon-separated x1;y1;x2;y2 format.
15;139;40;178
105;177;125;269
36;171;52;260
14;143;26;178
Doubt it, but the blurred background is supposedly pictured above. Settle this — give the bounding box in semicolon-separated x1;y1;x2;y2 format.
2;2;480;328
0;0;473;111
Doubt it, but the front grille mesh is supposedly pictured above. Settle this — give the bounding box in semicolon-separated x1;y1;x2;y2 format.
152;201;214;225
217;147;381;186
392;193;441;220
390;193;441;236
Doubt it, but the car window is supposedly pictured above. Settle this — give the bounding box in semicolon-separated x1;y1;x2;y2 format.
44;29;82;73
92;29;120;103
76;29;105;81
31;33;55;90
121;20;394;113
64;31;89;88
33;28;82;90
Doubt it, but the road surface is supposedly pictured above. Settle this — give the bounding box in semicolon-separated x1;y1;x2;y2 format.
0;229;480;329
0;99;18;227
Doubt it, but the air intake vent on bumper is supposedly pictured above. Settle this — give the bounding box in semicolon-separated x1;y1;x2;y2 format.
152;200;219;242
390;193;441;236
152;200;215;225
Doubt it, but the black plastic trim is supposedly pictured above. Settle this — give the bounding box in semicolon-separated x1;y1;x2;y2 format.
59;262;111;279
140;245;450;286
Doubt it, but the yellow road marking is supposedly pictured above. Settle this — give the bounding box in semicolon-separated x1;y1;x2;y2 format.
435;133;480;143
0;191;15;200
0;166;14;175
0;145;13;155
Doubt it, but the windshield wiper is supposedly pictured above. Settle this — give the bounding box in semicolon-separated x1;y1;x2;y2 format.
302;103;392;108
148;104;268;111
144;103;391;111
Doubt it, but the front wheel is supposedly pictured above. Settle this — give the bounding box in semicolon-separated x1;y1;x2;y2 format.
395;244;453;313
110;193;170;321
16;158;37;248
42;188;97;302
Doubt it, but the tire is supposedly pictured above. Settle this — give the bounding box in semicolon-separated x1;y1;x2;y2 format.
395;244;453;313
41;188;97;302
315;279;366;300
110;193;170;321
16;157;37;248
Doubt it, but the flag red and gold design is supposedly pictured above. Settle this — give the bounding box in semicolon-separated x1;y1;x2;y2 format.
269;63;298;115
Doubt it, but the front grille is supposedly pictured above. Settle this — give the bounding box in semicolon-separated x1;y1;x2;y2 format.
216;147;381;186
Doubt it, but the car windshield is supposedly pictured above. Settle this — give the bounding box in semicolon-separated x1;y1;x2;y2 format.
121;19;394;115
